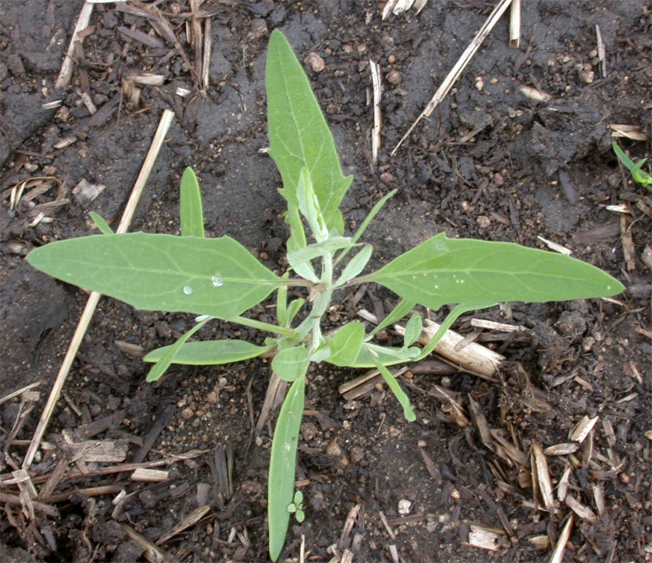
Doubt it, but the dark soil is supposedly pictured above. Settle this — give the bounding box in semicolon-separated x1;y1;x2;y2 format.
1;1;651;562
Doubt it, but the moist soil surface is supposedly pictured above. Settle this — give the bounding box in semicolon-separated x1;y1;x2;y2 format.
1;1;651;562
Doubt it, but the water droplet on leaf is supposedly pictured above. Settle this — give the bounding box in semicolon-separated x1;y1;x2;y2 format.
211;274;224;287
183;285;194;295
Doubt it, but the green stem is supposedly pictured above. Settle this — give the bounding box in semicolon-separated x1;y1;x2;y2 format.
231;316;295;337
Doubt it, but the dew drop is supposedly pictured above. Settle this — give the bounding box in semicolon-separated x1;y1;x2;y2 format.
183;285;194;295
211;274;224;287
607;285;611;290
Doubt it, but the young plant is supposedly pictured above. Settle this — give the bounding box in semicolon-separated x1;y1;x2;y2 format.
27;30;624;561
613;141;652;190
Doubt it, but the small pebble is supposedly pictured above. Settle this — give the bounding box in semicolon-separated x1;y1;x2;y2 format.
398;499;412;515
477;215;491;228
388;54;396;64
306;53;325;73
380;171;394;183
180;407;194;420
386;70;402;85
579;70;595;84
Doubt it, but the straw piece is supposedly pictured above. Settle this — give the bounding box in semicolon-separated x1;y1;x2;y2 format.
369;60;382;166
22;109;175;470
509;0;521;48
55;2;94;90
392;0;513;155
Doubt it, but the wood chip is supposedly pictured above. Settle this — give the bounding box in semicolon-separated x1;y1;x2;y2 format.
572;222;620;245
557;465;571;502
131;468;170;482
65;439;129;463
544;443;580;456
537;235;572;255
565;494;598;522
549;515;574;563
569;415;599;443
467;523;506;551
532;443;554;511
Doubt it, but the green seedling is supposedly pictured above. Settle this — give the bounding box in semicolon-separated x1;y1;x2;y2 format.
287;490;305;524
27;30;624;561
613;141;652;190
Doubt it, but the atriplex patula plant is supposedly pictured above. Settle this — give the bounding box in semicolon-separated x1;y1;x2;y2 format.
28;30;623;561
613;141;652;191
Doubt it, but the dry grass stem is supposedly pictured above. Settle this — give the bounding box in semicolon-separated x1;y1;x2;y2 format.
369;60;382;165
609;124;649;141
469;318;524;332
509;0;521;48
22;109;175;471
121;523;179;563
156;505;211;545
55;2;94;90
595;25;606;78
537;236;572;255
392;0;513;154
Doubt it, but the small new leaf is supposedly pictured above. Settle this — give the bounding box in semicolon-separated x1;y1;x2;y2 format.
272;346;311;382
180;167;205;237
325;322;365;367
146;319;208;381
403;314;423;348
335;245;372;287
89;212;114;235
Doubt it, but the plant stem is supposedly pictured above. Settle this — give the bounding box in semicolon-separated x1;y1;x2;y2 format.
231;316;294;336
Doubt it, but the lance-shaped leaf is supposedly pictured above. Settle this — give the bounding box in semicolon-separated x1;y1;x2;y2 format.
144;340;272;365
26;233;281;319
327;345;419;369
367;233;624;309
145;318;209;381
268;376;305;561
266;30;352;235
180;167;205;237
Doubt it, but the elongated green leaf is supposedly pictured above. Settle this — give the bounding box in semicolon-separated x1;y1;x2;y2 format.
268;376;305;561
286;298;305;325
26;233;281;319
146;319;208;381
180;167;205;237
327;345;418;368
335;189;395;266
89;212;114;235
296;167;327;241
266;30;352;235
414;302;495;361
144;339;272;365
369;351;416;422
368;299;416;339
403;314;423;348
288;236;355;267
272;346;310;382
335;245;372;287
325;322;365;367
368;233;623;309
